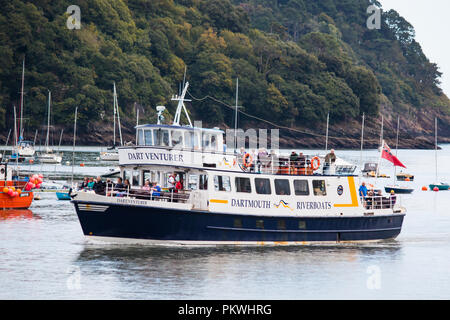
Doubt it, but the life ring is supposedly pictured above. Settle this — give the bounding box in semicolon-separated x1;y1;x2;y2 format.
310;156;320;171
243;153;253;168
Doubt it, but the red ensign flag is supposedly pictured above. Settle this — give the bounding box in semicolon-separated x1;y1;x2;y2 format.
381;141;406;168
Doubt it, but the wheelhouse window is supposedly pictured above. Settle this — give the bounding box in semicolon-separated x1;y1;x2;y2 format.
275;179;291;195
294;180;309;196
137;129;144;145
171;130;183;148
255;178;271;194
235;177;251;193
154;129;169;146
184;131;193;148
144;129;153;146
214;175;231;192
313;180;327;196
202;133;211;150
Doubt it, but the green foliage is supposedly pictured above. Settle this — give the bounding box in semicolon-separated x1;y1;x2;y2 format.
0;0;448;138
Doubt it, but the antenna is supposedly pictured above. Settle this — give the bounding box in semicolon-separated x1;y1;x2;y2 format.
171;81;192;127
325;112;329;152
234;78;242;152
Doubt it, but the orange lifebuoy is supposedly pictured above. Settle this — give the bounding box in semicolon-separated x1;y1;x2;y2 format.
310;156;320;171
243;153;253;168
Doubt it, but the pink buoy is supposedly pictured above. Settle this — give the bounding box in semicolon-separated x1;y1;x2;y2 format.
36;184;41;189
25;185;32;191
433;187;439;192
8;189;14;196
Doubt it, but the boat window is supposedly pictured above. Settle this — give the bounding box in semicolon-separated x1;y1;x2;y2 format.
235;177;251;193
199;174;208;190
256;220;264;229
277;220;286;230
294;180;309;196
132;171;140;186
202;133;211;149
298;221;306;229
137;129;144;145
123;170;131;182
171;130;183;148
143;170;155;185
211;135;217;150
184;131;194;148
144;129;153;146
234;219;243;228
255;178;271;194
154;129;169;146
275;179;291;195
313;180;327;196
188;174;198;190
214;175;231;192
193;132;200;149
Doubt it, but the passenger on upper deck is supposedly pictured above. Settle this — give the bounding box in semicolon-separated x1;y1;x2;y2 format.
324;149;337;165
289;151;298;162
359;182;368;197
298;152;306;167
142;180;151;191
151;182;161;199
167;173;176;191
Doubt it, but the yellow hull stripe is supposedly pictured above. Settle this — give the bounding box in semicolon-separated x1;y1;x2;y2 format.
334;176;359;208
210;199;228;204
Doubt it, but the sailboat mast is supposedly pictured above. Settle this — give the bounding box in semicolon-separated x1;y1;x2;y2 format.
19;58;25;140
72;107;78;186
115;85;123;146
376;115;383;179
45;90;51;149
325;112;329;152
234;78;239;152
435;117;438;183
113;82;116;147
393;116;400;184
359;112;365;180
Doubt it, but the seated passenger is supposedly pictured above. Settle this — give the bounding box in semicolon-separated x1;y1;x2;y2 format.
93;176;106;195
79;177;89;190
151;182;161;199
142;180;151;191
116;179;130;197
87;178;95;189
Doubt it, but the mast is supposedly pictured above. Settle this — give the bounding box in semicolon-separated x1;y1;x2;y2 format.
359;112;365;180
114;83;123;146
19;58;25;141
234;78;239;152
113;82;117;147
45;90;51;151
2;129;11;160
325;112;329;152
376;115;384;179
72;107;78;186
393;116;400;185
172;81;193;127
435;117;438;183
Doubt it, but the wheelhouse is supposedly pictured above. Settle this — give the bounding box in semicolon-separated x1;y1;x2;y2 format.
135;124;225;152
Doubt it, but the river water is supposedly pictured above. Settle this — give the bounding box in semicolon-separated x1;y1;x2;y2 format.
0;145;449;299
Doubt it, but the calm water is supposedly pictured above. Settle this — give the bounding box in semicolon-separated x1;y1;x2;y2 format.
0;145;449;299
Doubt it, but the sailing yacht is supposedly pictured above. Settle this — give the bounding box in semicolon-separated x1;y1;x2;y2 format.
100;83;122;161
429;117;449;191
37;91;62;164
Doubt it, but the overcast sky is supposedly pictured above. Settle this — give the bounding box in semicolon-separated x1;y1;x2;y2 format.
380;0;450;96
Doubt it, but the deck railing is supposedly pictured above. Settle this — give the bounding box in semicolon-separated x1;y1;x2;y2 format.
360;195;397;210
102;183;190;203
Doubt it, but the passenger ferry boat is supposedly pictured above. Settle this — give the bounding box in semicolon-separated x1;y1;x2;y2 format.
71;83;406;245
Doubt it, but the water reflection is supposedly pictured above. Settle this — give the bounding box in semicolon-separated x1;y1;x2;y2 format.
0;209;37;220
73;242;402;299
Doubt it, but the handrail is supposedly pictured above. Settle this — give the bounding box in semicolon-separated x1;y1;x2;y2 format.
360;195;397;210
103;183;190;203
